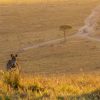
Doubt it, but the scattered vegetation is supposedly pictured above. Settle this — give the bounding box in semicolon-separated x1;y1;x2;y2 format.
0;70;100;100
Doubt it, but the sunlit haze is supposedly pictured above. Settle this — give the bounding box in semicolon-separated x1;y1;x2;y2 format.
0;0;99;4
0;0;59;4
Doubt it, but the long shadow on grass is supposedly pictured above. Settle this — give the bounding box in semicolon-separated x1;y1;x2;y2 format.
57;89;100;100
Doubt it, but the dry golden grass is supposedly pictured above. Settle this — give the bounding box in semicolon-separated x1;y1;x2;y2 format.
0;1;100;99
0;0;100;74
0;72;100;100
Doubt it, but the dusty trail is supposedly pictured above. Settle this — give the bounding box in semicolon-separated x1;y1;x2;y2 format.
19;4;100;53
78;5;100;36
22;35;76;51
77;5;100;40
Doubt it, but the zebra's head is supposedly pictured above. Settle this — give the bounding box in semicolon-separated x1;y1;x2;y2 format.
10;54;18;67
11;54;18;61
7;54;18;70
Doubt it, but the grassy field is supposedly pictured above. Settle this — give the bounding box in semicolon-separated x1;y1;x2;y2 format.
0;1;100;99
0;71;100;100
0;0;100;74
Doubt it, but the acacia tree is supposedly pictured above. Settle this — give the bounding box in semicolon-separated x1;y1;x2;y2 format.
60;25;72;41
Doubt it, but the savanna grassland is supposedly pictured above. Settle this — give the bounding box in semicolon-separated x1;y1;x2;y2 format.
0;0;100;74
0;70;100;100
0;0;100;99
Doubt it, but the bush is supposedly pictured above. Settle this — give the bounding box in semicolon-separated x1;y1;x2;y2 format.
3;69;20;90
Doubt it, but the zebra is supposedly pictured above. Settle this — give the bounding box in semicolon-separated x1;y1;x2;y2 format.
6;54;19;71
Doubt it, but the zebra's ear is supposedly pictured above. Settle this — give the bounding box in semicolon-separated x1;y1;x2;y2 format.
15;54;18;57
11;54;14;58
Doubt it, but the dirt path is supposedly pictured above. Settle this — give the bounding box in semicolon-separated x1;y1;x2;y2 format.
19;5;100;53
22;34;76;51
77;5;100;40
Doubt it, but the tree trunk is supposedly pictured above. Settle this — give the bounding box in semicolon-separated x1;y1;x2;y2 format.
64;30;66;41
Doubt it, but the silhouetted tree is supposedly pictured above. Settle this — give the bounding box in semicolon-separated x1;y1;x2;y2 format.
60;25;72;41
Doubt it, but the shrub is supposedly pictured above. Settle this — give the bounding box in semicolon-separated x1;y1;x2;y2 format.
3;69;20;90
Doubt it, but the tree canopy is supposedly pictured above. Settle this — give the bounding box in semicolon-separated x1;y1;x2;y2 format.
60;25;72;31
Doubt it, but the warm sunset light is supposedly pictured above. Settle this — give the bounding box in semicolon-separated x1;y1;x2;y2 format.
0;0;99;4
0;0;99;3
0;0;100;99
0;0;40;4
0;0;58;4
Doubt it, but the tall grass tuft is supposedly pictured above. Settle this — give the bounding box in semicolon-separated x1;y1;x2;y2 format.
3;69;20;90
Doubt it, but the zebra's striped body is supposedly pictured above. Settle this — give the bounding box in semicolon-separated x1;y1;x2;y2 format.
6;54;19;71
